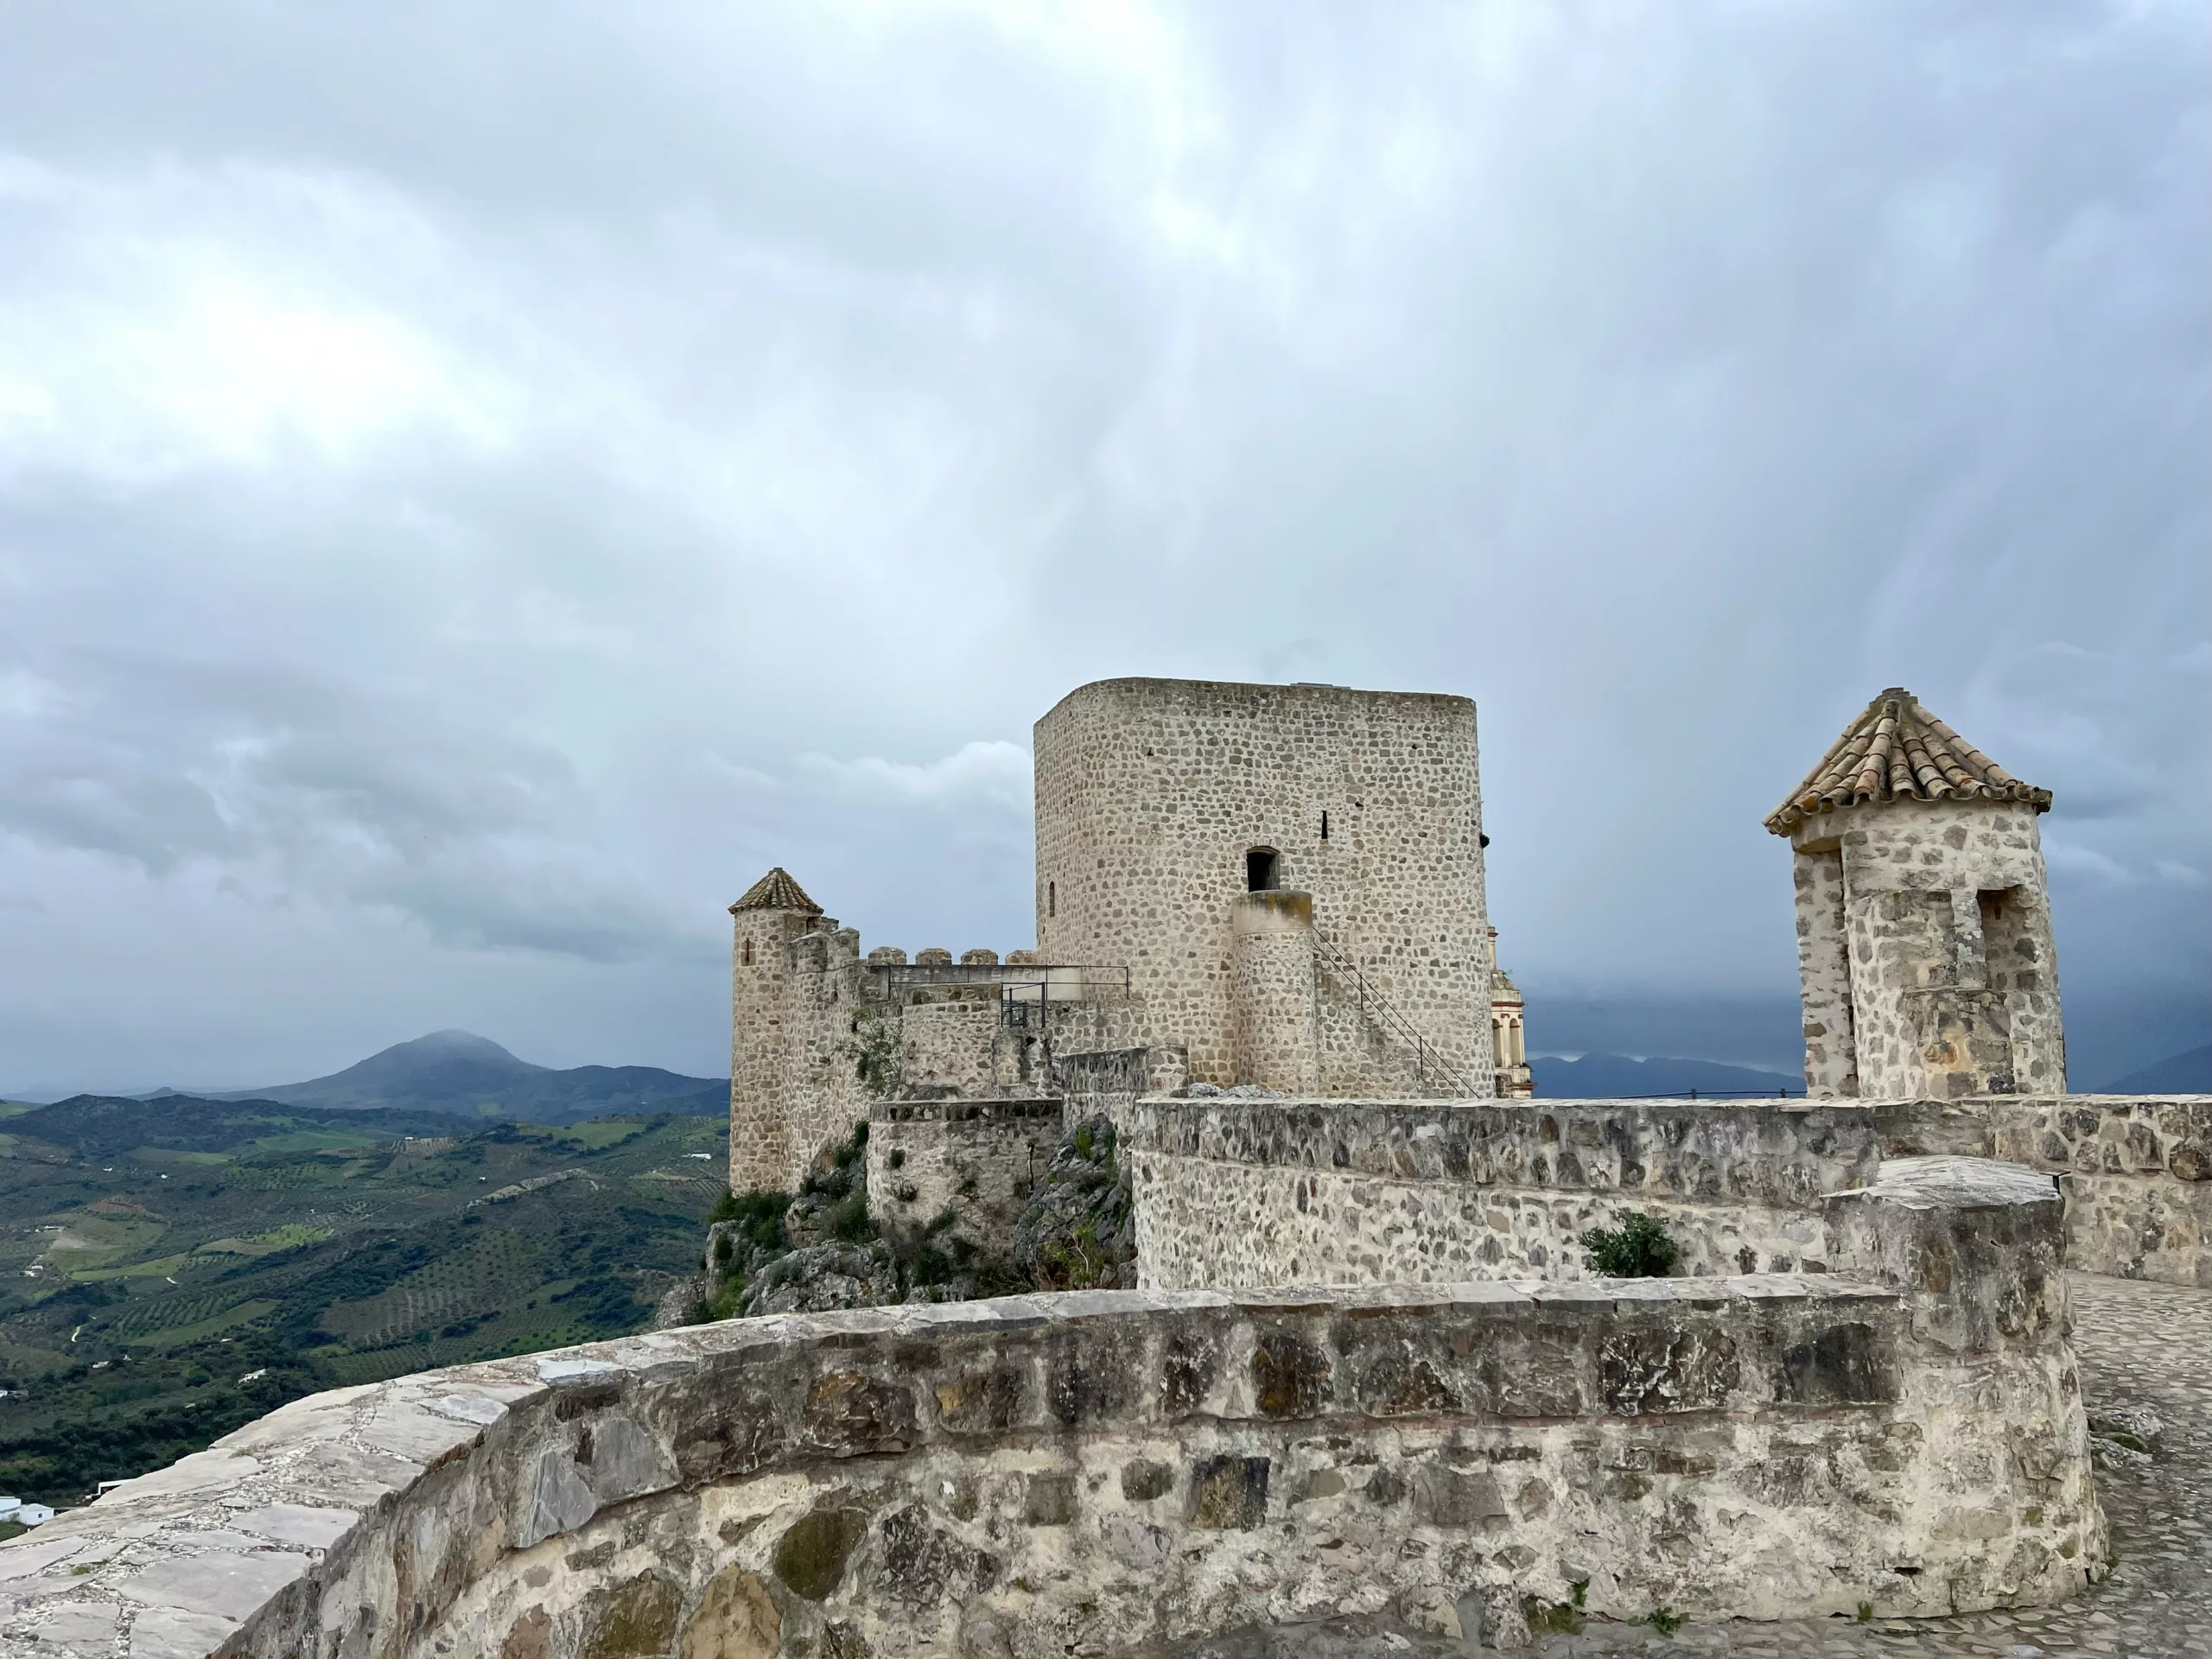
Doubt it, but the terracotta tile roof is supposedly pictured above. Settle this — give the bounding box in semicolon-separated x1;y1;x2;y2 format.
1765;687;2050;836
728;867;823;914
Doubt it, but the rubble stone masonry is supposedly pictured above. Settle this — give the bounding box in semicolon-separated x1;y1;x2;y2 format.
1033;678;1495;1093
1789;798;2064;1100
0;1170;2101;1656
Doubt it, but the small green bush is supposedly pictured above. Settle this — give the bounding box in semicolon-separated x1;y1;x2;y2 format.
709;1189;792;1255
823;1190;874;1244
1580;1211;1680;1277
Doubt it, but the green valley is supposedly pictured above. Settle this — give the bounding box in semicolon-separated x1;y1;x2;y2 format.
0;1095;726;1506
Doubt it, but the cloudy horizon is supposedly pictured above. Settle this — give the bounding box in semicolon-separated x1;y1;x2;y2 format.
2;2;2205;1098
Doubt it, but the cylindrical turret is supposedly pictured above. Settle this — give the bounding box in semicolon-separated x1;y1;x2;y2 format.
728;866;824;1193
1231;889;1319;1092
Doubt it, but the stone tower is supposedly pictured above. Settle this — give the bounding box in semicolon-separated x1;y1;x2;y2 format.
1768;689;2063;1099
1489;933;1533;1099
1033;677;1495;1092
727;867;823;1194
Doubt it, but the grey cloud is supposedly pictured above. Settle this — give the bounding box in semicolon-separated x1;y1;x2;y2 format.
0;1;2202;1085
0;640;683;962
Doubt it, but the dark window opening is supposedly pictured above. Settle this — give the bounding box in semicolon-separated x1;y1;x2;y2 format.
1319;810;1329;842
1047;880;1057;918
1246;848;1281;892
741;938;754;966
1978;887;2030;989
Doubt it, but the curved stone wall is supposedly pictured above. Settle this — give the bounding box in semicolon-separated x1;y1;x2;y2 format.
0;1231;2099;1657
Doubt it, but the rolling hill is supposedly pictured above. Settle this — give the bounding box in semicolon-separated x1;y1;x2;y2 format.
0;1093;727;1505
2097;1044;2212;1094
202;1029;728;1124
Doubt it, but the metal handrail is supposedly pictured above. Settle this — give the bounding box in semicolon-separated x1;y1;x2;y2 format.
1311;931;1474;1095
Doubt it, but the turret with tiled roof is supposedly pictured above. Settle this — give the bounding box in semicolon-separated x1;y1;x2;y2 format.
1765;688;2050;836
728;866;832;1194
729;867;822;915
1776;687;2064;1102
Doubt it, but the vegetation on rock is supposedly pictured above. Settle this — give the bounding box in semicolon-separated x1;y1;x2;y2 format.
838;1009;900;1100
688;1114;1137;1323
1013;1116;1135;1290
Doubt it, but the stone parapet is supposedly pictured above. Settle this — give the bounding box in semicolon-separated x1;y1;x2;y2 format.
1120;1094;2209;1289
1887;1095;2210;1287
0;1261;2101;1656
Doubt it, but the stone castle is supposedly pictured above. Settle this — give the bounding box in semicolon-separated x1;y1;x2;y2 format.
9;677;2207;1659
728;677;2073;1193
729;677;1526;1195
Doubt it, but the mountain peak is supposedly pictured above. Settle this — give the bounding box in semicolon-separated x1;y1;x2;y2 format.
374;1030;534;1070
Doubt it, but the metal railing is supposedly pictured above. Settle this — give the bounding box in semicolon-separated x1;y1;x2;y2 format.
867;962;1129;996
1592;1088;1801;1100
1311;931;1474;1096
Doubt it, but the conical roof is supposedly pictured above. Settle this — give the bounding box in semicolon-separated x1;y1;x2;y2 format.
1765;688;2050;836
728;867;823;914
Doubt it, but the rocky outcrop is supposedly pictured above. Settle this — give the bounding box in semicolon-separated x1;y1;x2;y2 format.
739;1241;899;1315
1013;1114;1136;1289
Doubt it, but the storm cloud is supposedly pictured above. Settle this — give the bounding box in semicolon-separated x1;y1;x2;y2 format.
0;2;2203;1092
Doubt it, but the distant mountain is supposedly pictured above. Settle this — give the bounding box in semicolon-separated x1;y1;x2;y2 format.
1529;1052;1799;1100
211;1030;727;1125
2097;1045;2212;1095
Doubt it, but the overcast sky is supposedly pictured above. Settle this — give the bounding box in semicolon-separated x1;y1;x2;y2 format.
1;1;2204;1095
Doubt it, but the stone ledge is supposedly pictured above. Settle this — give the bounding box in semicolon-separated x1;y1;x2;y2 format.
1834;1154;2061;1210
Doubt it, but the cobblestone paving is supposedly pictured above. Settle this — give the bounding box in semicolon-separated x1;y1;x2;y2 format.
1168;1274;2209;1657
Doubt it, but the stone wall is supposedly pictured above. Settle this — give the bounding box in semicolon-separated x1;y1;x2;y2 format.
867;1098;1065;1251
1789;846;1859;1096
1313;952;1459;1096
1118;1094;2211;1291
1057;1045;1188;1104
1230;890;1319;1091
1788;798;2063;1098
729;914;1142;1192
1033;678;1495;1092
0;1206;2103;1656
1124;1098;1881;1292
1986;1096;2211;1287
894;996;1001;1096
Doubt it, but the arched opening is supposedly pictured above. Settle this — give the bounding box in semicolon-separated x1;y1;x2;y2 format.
741;938;754;966
1319;810;1329;842
1245;848;1281;892
1047;880;1057;918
